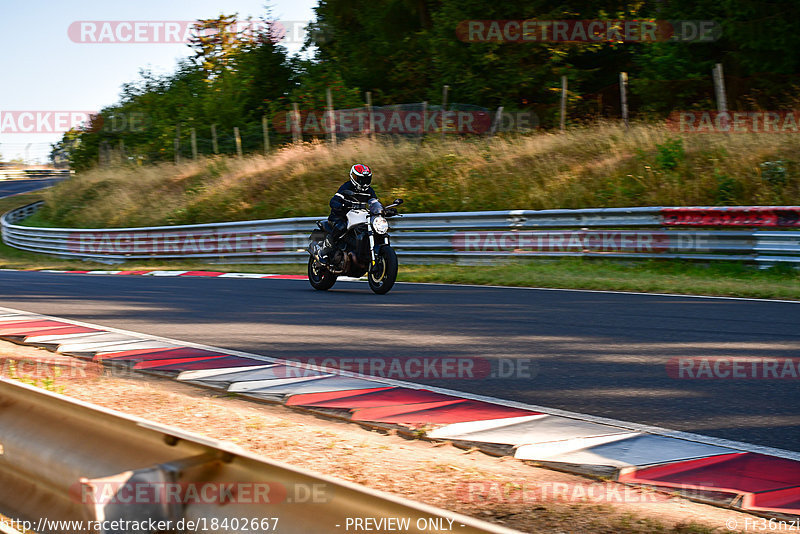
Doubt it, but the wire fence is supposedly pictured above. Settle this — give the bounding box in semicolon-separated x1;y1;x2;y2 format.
84;99;542;167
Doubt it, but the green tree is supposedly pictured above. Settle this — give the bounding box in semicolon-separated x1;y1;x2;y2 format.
632;0;800;111
56;11;296;168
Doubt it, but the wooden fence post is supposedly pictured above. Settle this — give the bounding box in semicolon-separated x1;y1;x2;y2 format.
441;85;450;139
713;63;729;131
366;91;374;139
421;101;428;137
174;124;181;164
234;127;243;158
490;106;504;137
292;103;301;144
620;72;629;129
713;63;728;113
560;76;567;132
190;127;198;159
262;115;270;155
326;87;337;145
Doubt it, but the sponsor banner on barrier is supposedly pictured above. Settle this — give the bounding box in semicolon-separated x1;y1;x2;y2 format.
452;231;709;254
67;231;286;256
661;207;800;227
667;357;800;379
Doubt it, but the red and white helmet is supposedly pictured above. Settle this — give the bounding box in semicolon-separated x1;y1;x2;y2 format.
349;164;372;191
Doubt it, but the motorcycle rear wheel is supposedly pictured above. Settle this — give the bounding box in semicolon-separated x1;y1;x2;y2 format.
368;246;398;295
308;257;337;290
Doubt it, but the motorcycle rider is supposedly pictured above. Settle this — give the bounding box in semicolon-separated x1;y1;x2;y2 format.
318;163;380;265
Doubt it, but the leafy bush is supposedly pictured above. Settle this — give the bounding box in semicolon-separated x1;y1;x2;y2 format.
654;138;685;170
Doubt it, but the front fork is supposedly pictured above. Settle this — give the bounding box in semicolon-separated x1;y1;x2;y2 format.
367;229;377;269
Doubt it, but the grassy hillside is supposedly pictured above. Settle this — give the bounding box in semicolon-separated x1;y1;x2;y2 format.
37;122;800;228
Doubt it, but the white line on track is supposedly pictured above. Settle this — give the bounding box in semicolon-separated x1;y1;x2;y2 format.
393;280;800;304
12;268;799;304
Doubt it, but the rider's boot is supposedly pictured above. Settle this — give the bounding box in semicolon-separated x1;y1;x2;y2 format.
318;235;336;266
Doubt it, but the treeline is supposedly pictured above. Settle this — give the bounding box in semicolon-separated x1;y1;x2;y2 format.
53;0;800;170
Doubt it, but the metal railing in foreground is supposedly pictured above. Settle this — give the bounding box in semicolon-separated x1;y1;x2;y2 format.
2;203;800;265
0;378;512;534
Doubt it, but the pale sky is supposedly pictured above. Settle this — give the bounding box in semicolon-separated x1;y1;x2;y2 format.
0;0;317;163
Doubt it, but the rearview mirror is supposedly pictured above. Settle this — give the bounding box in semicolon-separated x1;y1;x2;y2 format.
393;198;404;205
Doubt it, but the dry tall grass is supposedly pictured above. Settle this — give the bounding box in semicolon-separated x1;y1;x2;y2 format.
40;122;800;228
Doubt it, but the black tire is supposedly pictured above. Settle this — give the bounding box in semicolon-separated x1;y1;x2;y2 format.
368;246;398;294
308;257;337;290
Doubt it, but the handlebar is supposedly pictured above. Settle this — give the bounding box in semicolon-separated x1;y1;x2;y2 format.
348;198;403;216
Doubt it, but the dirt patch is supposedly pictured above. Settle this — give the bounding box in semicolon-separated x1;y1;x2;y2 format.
0;341;776;533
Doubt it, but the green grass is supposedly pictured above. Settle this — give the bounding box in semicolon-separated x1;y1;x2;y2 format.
398;259;800;300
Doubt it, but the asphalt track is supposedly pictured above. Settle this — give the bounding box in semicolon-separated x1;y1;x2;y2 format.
0;178;64;198
0;270;798;451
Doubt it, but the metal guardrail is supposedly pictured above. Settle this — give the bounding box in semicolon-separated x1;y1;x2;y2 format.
0;378;513;534
2;201;42;224
2;203;800;265
0;169;73;180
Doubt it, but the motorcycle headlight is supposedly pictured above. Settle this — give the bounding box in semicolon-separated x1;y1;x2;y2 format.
372;216;389;234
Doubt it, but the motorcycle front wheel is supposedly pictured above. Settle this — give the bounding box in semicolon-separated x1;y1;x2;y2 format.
368;246;398;294
308;257;337;290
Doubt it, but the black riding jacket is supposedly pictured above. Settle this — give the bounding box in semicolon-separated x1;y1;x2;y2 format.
328;181;378;220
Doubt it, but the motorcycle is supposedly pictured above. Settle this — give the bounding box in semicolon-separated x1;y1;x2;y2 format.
307;198;403;294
